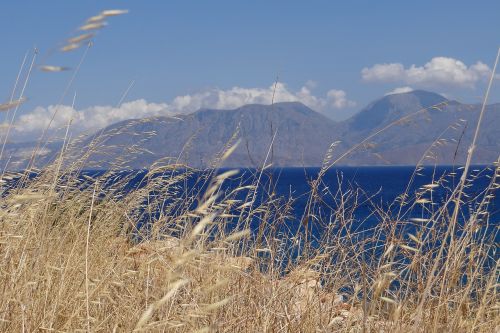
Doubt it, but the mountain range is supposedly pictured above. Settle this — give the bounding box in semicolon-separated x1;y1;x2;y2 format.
2;90;499;169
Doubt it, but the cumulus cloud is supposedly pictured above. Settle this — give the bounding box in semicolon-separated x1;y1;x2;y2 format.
362;63;406;82
11;83;355;139
14;99;169;134
168;83;355;113
384;86;414;96
326;89;356;109
362;57;494;88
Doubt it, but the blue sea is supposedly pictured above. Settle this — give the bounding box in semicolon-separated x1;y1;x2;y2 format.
92;165;498;242
3;166;498;241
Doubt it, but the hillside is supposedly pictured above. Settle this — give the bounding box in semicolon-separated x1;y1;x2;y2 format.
2;91;499;169
340;91;499;165
78;102;343;168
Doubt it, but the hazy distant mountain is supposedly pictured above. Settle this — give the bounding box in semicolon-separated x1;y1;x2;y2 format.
78;102;342;168
0;141;62;170
340;90;499;165
345;90;448;133
2;90;499;169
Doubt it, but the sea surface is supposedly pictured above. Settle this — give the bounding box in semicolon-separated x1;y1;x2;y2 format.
3;165;499;240
105;165;499;241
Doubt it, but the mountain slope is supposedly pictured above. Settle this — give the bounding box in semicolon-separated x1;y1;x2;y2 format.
2;91;498;169
339;91;499;165
80;102;342;168
73;92;500;168
345;90;448;133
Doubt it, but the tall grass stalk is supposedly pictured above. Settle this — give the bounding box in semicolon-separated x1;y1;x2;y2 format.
0;13;498;333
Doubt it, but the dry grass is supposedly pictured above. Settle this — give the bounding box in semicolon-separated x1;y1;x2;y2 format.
0;147;498;332
0;10;498;333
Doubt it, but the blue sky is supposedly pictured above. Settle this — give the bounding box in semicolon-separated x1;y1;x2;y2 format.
1;0;499;138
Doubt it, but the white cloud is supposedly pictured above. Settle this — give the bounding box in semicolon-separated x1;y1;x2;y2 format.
362;57;494;88
11;83;355;139
304;80;318;89
168;83;355;113
14;99;169;135
362;63;406;82
326;89;357;109
384;86;414;96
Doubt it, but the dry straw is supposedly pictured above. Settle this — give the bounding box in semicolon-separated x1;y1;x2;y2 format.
0;9;498;333
39;65;71;72
0;97;27;111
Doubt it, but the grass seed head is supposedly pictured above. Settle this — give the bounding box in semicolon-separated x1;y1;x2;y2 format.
68;33;94;44
39;65;71;72
101;9;129;16
0;97;27;111
79;22;107;31
86;14;105;23
60;43;81;52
